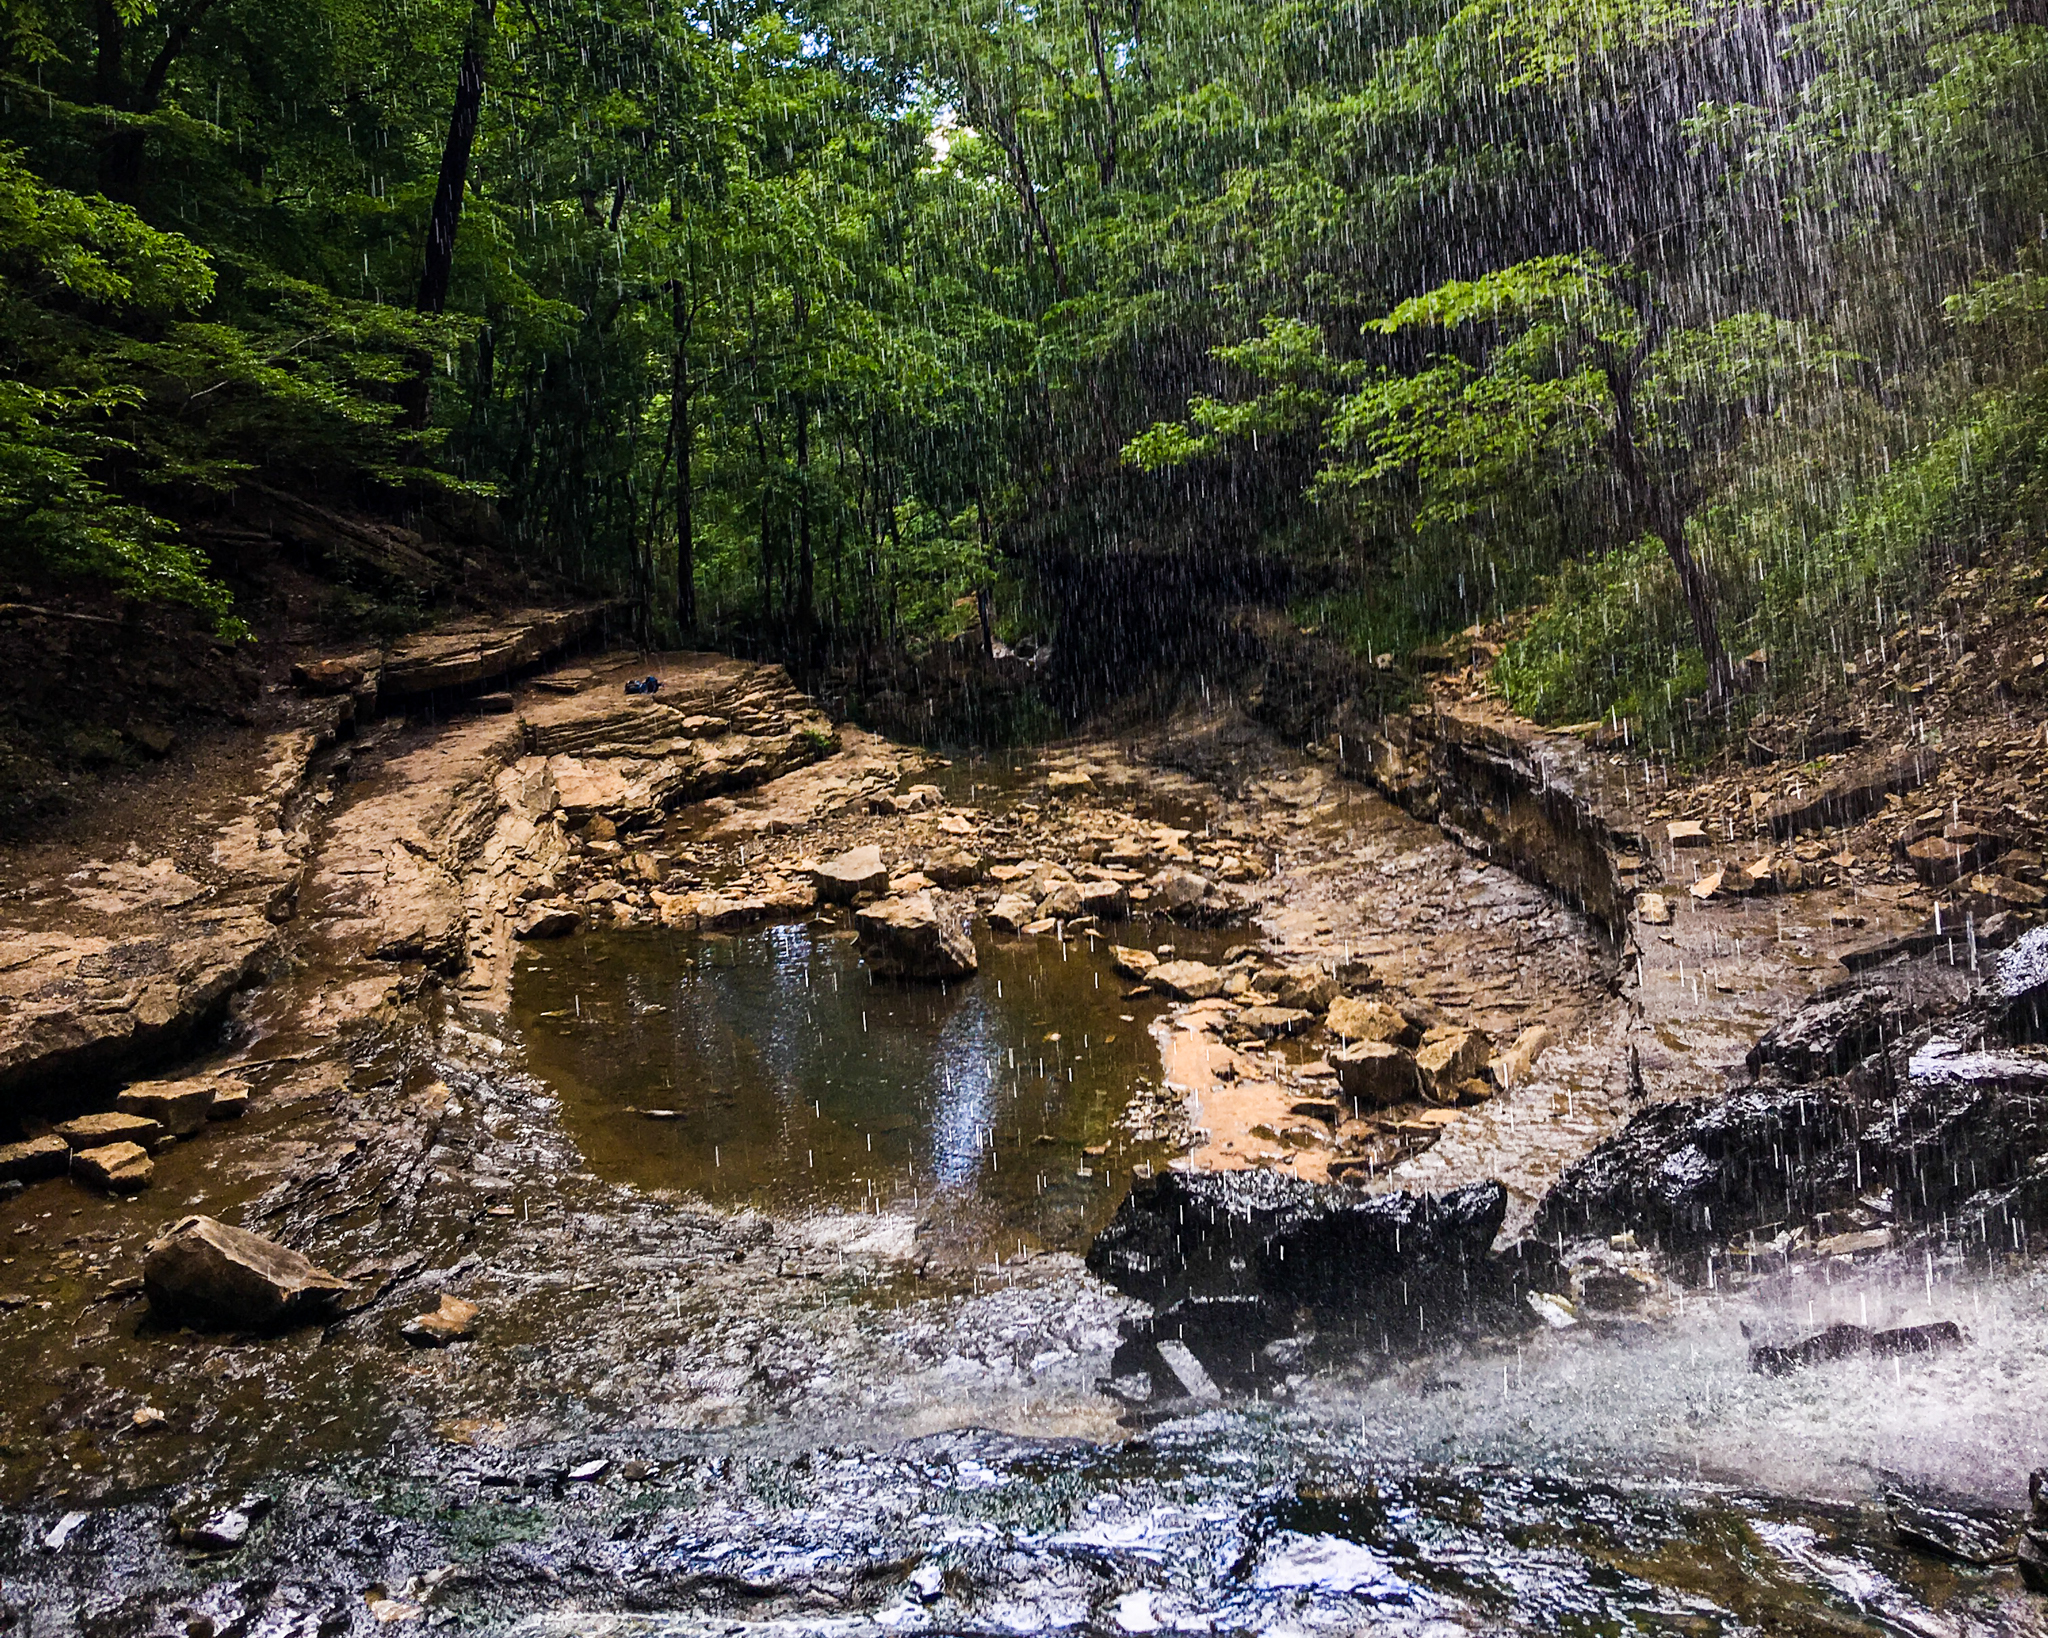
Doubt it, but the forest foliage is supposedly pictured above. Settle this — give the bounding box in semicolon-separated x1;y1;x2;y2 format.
0;0;2044;735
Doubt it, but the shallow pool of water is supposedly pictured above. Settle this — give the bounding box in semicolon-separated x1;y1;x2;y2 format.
513;921;1230;1259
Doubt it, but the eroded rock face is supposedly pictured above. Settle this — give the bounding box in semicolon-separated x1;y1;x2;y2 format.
142;1216;351;1331
1537;967;2048;1259
854;892;977;980
0;918;274;1108
1088;1169;1520;1402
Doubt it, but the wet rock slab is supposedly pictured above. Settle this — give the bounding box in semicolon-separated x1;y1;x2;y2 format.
1087;1168;1525;1403
142;1216;351;1331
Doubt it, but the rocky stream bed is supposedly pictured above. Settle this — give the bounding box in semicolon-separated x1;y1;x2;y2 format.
1;628;2047;1635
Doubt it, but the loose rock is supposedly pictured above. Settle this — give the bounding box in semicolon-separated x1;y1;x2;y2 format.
855;892;978;980
142;1216;351;1331
1329;1040;1418;1106
1147;960;1222;1001
402;1294;481;1348
0;1135;68;1184
54;1111;163;1150
813;845;890;903
72;1142;153;1193
115;1077;221;1137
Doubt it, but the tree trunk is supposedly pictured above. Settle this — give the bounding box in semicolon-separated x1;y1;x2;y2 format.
795;403;814;663
1081;0;1119;188
417;0;497;317
1605;353;1731;707
669;273;696;634
1657;524;1732;708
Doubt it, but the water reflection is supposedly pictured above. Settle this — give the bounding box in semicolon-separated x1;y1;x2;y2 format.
512;919;1216;1257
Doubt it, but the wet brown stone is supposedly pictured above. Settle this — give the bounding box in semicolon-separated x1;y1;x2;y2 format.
142;1216;350;1331
72;1142;153;1193
54;1111;163;1150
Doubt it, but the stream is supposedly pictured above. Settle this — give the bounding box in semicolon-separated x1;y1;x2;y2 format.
1;716;2044;1636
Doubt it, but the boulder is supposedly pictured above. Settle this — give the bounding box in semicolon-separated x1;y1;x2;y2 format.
0;1134;68;1184
986;894;1036;934
1146;867;1224;921
2021;1471;2048;1593
142;1216;351;1330
1329;1041;1418;1107
1075;879;1131;921
1270;967;1338;1012
72;1142;153;1193
402;1293;480;1347
925;848;984;889
1037;881;1088;920
54;1111;163;1150
1326;997;1411;1045
1148;960;1222;1001
115;1077;222;1137
1111;945;1157;979
1637;892;1674;926
813;845;890;903
855;892;978;980
210;1083;250;1121
1046;769;1094;794
1414;1028;1491;1102
515;906;582;941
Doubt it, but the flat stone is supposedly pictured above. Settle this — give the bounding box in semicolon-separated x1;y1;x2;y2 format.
1636;892;1673;925
115;1077;221;1137
54;1111;163;1149
72;1142;153;1193
1329;1040;1417;1106
1046;769;1094;793
1110;945;1157;978
1326;997;1410;1044
1240;1005;1311;1038
813;845;890;903
855;891;977;980
143;1216;351;1330
1075;879;1130;920
1667;820;1709;847
402;1293;480;1347
0;1134;69;1183
1148;960;1222;1000
210;1083;250;1120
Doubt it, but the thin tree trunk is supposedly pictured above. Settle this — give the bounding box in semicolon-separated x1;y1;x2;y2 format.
418;0;497;317
795;402;814;663
1605;357;1730;706
1082;0;1119;188
669;265;696;634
